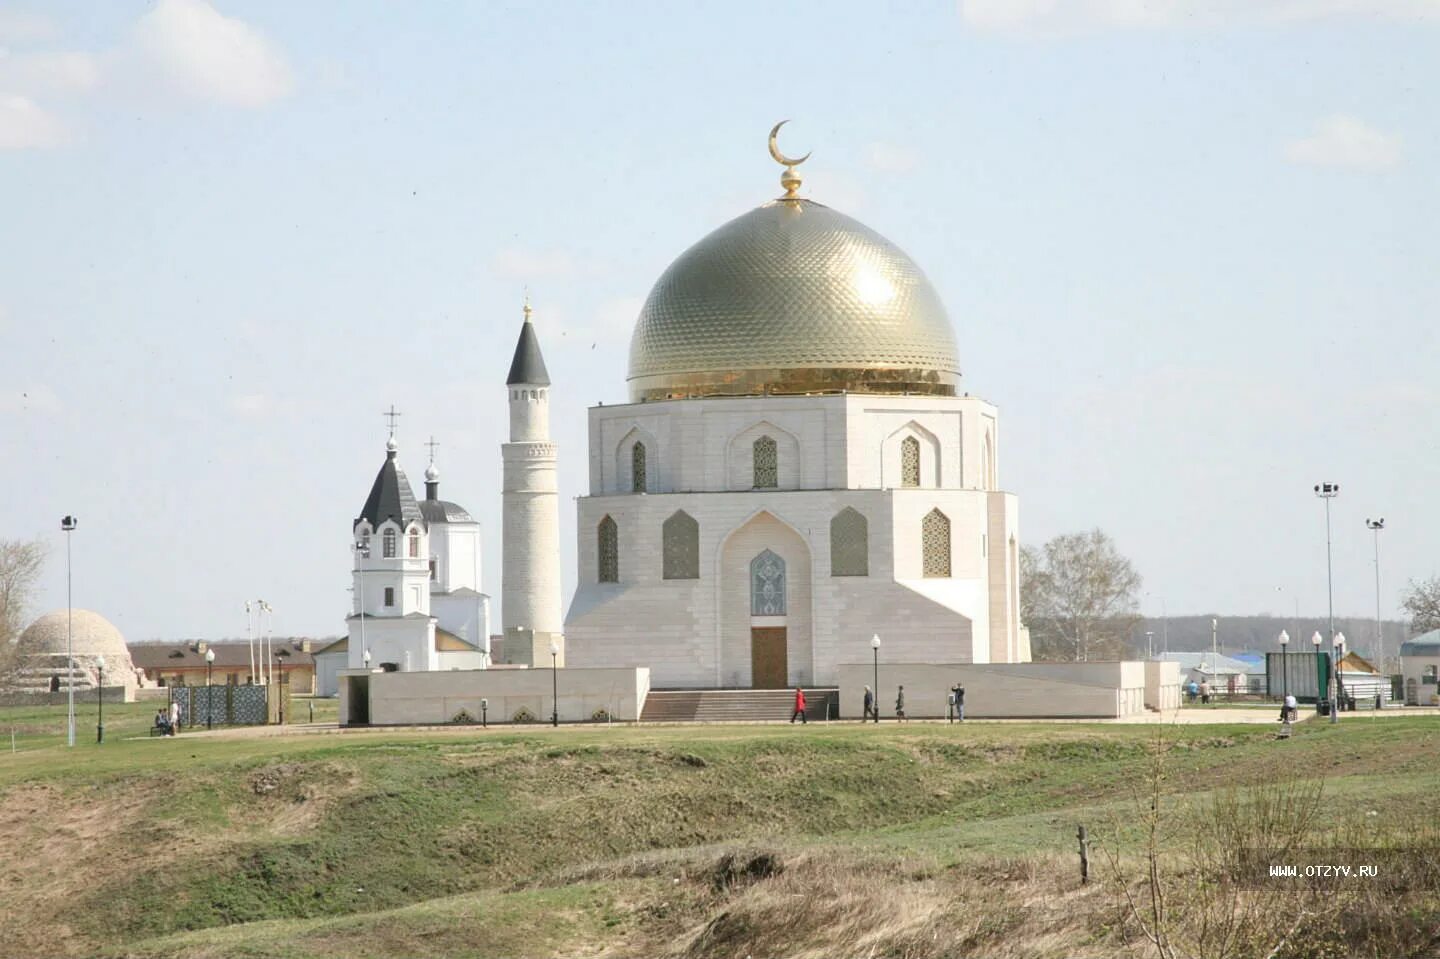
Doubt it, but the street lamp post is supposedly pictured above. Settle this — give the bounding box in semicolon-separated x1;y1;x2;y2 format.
61;515;77;747
1278;630;1290;708
1366;518;1385;680
275;650;285;725
870;634;881;723
1313;483;1339;724
1145;630;1155;661
205;647;216;730
549;640;560;727
353;539;370;670
481;698;488;728
1333;632;1346;716
95;654;105;744
1311;631;1326;717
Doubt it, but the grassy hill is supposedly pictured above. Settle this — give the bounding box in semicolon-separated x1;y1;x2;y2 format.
2;707;1438;958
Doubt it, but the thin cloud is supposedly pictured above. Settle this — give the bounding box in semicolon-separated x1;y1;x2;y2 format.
0;93;67;149
865;141;922;175
0;51;101;95
958;0;1440;34
130;0;293;108
0;10;56;43
1284;115;1401;172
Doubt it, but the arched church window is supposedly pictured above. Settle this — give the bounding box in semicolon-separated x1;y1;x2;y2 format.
983;431;994;490
382;529;396;559
750;550;786;615
662;510;699;580
632;442;647;493
598;516;619;583
922;509;951;578
753;436;778;488
901;436;920;488
830;508;869;576
408;528;421;558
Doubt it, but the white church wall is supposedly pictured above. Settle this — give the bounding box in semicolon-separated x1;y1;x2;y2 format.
430;521;481;595
347;617;437;672
431;592;491;651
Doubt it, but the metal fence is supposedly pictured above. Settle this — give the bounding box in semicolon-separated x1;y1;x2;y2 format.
169;684;269;726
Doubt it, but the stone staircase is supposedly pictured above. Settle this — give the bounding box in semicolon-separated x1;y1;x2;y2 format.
640;688;838;723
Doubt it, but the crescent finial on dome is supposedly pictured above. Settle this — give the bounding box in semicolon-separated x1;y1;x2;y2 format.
768;120;810;199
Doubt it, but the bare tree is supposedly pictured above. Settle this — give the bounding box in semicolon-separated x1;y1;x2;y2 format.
0;538;47;682
1021;529;1142;662
1400;576;1440;636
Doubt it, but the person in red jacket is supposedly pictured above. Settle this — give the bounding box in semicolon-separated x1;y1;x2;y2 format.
790;686;808;724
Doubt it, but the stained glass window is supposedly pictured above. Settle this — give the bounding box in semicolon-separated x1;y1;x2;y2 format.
922;508;951;578
830;508;868;576
631;442;647;493
753;436;778;488
598;516;618;583
662;510;699;579
750;550;786;615
901;436;920;488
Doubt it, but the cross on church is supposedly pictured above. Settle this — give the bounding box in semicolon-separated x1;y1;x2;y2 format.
383;405;402;437
425;435;440;464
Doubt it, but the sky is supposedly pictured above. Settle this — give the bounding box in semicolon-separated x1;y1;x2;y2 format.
2;0;1436;643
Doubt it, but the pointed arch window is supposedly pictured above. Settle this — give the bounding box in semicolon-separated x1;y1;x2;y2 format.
382;528;397;559
900;436;920;488
922;509;951;578
632;441;647;493
750;550;786;615
753;436;778;488
598;516;619;583
408;528;421;558
662;510;699;580
830;508;869;576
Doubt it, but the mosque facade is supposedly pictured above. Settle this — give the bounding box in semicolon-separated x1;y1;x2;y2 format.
563;135;1029;689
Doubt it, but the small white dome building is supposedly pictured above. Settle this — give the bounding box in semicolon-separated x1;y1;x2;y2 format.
14;609;139;697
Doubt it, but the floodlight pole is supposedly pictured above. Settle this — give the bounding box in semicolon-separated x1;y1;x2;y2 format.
61;516;77;748
1366;518;1385;680
1314;483;1339;724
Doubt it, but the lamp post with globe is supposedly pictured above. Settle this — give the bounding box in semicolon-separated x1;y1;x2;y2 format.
205;647;216;730
1333;632;1347;716
95;654;105;744
1311;631;1324;715
870;634;881;724
550;641;560;727
1278;630;1290;709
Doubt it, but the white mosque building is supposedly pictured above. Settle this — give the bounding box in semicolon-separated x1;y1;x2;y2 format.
563;140;1029;689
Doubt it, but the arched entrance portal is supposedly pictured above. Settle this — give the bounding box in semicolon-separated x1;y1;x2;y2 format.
718;512;811;688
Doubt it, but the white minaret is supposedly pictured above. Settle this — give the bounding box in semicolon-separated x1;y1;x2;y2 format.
501;301;564;666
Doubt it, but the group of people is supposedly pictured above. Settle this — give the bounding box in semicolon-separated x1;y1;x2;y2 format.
1186;680;1214;705
153;701;181;736
787;682;966;723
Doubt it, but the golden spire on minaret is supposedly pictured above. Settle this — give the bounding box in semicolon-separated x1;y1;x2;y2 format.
768;120;811;199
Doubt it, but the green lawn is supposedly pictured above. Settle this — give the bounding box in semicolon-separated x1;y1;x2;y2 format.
2;706;1436;958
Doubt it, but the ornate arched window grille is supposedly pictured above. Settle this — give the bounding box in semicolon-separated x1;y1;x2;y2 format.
901;436;921;488
662;511;699;580
830;508;869;576
632;442;647;493
750;549;786;615
922;508;951;578
598;516;619;583
753;436;778;488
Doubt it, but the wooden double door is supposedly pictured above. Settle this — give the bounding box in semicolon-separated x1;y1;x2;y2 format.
750;627;787;689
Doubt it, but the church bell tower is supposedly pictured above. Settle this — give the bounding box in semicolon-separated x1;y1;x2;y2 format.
501;301;564;666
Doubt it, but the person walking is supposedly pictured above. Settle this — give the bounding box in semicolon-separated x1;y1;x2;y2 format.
1199;680;1211;706
168;699;181;736
947;687;955;723
953;683;965;722
790;686;808;724
895;685;907;722
862;685;877;723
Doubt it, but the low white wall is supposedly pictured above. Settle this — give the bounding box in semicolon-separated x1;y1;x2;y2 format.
345;667;650;725
838;661;1149;719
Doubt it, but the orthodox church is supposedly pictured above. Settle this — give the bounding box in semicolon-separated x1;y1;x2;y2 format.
316;436;490;695
563;132;1029;688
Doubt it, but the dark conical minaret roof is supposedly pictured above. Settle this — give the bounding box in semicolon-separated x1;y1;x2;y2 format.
506;302;550;386
355;436;423;531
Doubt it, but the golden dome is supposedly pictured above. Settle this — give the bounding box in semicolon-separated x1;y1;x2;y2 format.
627;198;959;401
